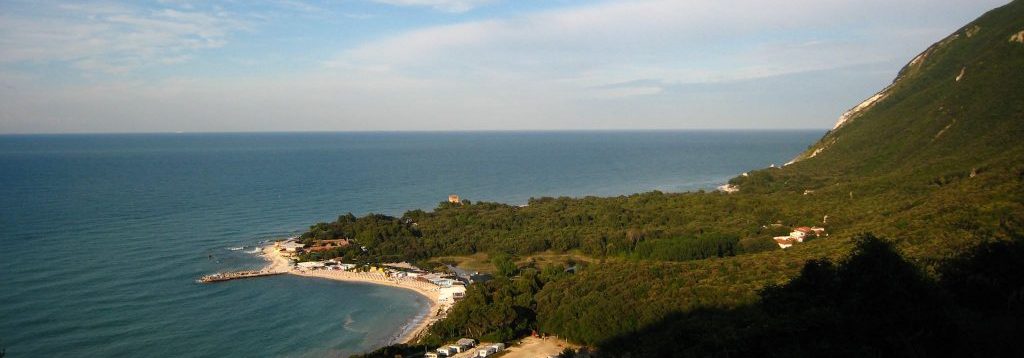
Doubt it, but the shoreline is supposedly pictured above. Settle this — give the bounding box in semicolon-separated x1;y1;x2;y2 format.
260;246;443;344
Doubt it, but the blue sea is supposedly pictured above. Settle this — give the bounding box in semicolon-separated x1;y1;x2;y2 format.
0;131;822;357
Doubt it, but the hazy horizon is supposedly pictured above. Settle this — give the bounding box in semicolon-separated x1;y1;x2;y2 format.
0;128;830;136
0;0;1010;134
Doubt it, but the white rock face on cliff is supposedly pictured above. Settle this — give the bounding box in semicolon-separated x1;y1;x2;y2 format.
832;31;963;131
833;88;891;130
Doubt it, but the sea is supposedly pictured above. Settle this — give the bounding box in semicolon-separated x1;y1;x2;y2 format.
0;131;822;357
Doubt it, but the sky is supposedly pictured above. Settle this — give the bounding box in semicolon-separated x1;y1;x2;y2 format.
0;0;1010;133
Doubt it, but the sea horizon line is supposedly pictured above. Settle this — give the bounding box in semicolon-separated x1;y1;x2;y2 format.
0;128;830;136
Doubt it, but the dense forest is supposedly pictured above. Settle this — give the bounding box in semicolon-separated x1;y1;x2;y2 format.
344;1;1024;356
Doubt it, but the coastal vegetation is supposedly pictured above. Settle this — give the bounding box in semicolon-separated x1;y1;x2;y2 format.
345;1;1024;356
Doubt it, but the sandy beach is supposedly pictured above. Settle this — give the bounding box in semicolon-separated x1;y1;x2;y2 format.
261;246;443;343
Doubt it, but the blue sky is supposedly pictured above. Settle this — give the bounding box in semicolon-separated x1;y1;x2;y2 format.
0;0;1010;133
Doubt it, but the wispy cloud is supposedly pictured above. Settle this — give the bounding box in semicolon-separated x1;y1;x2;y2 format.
369;0;496;13
0;0;1012;133
0;1;247;74
330;0;990;88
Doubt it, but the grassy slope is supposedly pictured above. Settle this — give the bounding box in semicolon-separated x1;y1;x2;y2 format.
534;0;1024;345
349;3;1023;354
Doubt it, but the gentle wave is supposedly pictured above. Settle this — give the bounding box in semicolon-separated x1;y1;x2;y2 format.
0;131;821;356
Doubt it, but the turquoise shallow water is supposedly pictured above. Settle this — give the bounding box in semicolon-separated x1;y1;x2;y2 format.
0;131;822;357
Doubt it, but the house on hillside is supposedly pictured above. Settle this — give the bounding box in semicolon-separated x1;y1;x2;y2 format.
448;194;461;204
774;226;828;248
774;236;795;249
790;227;813;241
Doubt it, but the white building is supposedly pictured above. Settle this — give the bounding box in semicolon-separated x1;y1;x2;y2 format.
297;261;325;269
436;346;456;356
789;231;806;242
476;343;504;356
774;237;794;249
439;285;467;303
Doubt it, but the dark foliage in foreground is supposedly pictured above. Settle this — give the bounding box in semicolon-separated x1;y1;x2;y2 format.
343;2;1024;356
586;234;1024;357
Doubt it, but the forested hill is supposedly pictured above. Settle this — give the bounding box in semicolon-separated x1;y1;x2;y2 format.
724;0;1024;257
346;2;1024;356
788;0;1024;171
786;0;1019;168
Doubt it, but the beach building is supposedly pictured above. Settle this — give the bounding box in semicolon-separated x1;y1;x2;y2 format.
449;345;466;353
439;285;467;303
469;273;493;284
457;338;476;348
421;273;458;288
476;343;504;356
297;261;325;270
453;338;476;352
437;346;456;356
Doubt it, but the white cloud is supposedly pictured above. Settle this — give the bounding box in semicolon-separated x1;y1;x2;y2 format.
369;0;496;13
332;0;1004;87
0;2;247;73
0;0;1012;133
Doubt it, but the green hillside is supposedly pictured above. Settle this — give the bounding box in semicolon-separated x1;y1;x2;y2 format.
730;0;1024;258
347;2;1024;356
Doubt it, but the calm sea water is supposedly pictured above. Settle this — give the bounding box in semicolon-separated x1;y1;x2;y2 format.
0;131;821;357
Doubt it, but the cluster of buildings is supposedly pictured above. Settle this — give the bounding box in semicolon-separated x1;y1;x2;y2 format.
426;339;505;358
276;237;473;305
289;258;469;304
295;259;356;271
773;226;826;249
415;272;468;303
474;343;506;357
